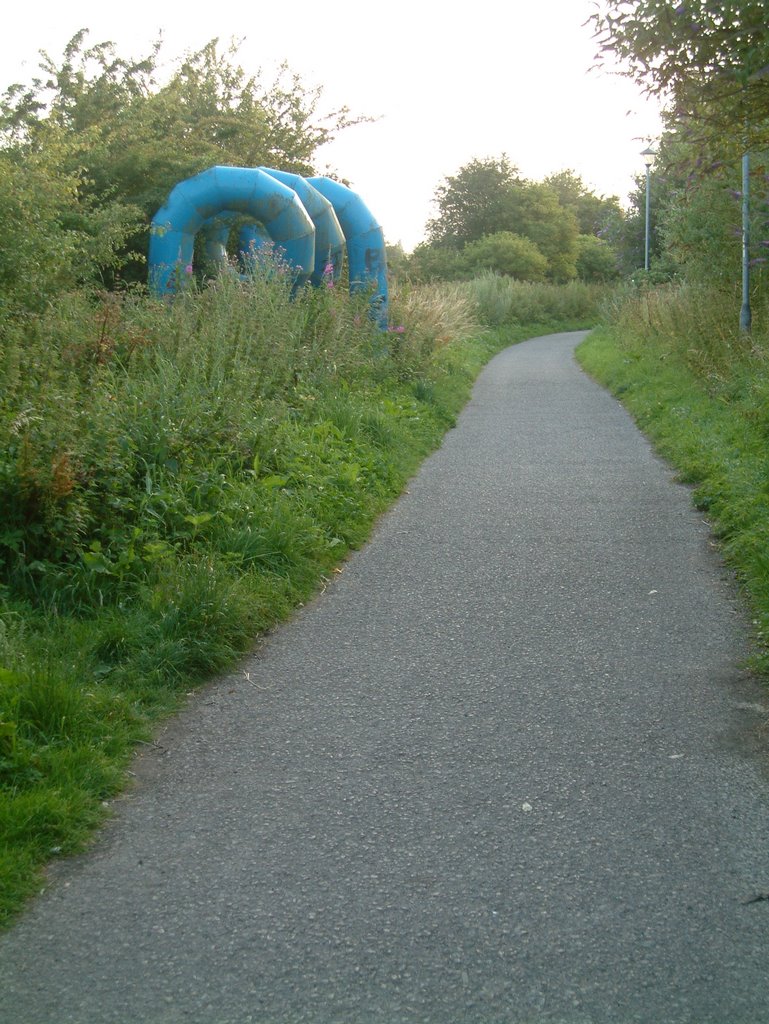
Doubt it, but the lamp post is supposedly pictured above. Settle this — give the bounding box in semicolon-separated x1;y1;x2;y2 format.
641;144;657;272
740;150;752;333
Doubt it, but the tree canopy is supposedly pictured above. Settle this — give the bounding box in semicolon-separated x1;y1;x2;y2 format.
424;156;523;250
590;1;769;293
0;31;362;296
544;169;622;236
417;156;620;283
591;2;769;153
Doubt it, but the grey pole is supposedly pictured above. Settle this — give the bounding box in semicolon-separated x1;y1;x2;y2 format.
644;163;651;272
641;145;656;272
740;150;752;333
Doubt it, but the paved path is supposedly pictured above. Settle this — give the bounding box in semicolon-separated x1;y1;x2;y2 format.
2;331;768;1024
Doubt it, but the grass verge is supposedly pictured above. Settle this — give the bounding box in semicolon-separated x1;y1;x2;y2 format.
576;323;769;684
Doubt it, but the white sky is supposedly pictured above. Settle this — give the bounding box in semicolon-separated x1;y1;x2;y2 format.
2;0;662;251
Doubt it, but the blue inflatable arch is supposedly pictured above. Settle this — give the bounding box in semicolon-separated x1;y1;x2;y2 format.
307;175;388;320
149;165;388;324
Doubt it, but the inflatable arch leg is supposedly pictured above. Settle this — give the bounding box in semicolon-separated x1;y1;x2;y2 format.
199;212;268;273
306;176;388;328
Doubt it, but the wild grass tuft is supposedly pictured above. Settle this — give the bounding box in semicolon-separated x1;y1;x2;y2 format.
388;280;478;371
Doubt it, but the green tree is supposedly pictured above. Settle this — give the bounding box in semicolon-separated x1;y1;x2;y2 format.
599;171;663;276
591;2;769;155
659;173;740;284
653;131;769;286
407;242;468;282
575;234;620;282
425;156;580;282
544;169;623;236
512;182;579;282
462;232;548;281
385;242;410;281
425;155;522;249
0;128;139;314
593;5;769;297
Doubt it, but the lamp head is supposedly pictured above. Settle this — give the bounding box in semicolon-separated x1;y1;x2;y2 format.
641;144;657;169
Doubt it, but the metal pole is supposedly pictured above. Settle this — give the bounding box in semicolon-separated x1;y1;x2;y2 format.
740;150;752;332
644;163;651;272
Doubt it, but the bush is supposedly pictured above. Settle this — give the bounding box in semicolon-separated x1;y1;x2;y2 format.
598;278;766;379
0;137;139;315
462;232;548;281
575;234;620;282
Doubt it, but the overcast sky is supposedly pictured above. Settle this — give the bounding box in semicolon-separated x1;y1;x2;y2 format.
2;1;662;250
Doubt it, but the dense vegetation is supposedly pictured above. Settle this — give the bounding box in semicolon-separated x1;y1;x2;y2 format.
0;31;363;302
406;158;624;285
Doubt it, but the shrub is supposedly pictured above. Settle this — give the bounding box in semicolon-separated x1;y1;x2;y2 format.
575;234;620;282
462;232;549;282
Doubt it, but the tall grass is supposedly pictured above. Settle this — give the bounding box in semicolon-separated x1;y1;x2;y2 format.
461;271;609;329
598;278;769;380
388;280;478;365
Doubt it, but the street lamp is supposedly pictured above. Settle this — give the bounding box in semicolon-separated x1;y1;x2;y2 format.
740;150;752;332
641;144;657;272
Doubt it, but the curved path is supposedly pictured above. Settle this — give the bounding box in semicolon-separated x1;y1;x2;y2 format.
2;332;768;1023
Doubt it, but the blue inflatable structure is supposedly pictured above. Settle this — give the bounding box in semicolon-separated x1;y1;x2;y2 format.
149;165;388;325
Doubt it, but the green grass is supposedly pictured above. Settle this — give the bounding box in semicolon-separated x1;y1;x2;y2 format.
576;315;769;682
0;268;600;928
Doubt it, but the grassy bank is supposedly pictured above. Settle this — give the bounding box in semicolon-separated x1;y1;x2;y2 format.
576;281;769;683
0;273;600;926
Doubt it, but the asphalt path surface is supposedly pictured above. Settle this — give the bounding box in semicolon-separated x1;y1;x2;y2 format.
2;331;769;1024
